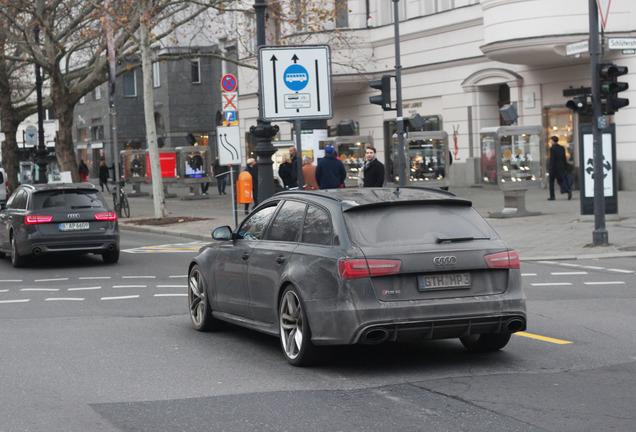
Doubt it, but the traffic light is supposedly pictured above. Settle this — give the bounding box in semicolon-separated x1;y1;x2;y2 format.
369;75;393;111
599;62;629;114
566;94;588;113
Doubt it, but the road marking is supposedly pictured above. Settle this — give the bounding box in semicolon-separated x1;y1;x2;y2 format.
516;332;573;344
530;282;572;287
583;281;626;285
0;289;8;293
122;275;156;279
0;299;30;304
521;273;537;277
79;276;111;280
21;288;60;292
68;286;102;291
607;268;634;274
157;285;186;288
35;278;69;282
557;263;584;267
123;242;206;254
154;293;188;297
0;279;23;283
113;285;147;289
101;295;140;301
537;261;559;265
45;298;85;302
579;265;605;270
169;275;187;278
550;271;588;275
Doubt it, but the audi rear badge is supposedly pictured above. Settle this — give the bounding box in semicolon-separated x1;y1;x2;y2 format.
67;213;81;219
433;256;457;266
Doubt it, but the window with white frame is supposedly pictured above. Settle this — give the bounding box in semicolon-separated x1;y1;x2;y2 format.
123;71;137;97
153;61;161;88
335;0;348;28
377;0;407;25
191;58;201;84
94;85;101;100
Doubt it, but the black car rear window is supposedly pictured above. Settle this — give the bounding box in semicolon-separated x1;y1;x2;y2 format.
343;203;496;247
33;190;105;210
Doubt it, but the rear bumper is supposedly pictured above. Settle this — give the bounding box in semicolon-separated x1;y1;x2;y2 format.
19;233;119;256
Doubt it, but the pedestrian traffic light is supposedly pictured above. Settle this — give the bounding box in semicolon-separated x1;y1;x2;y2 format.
566;94;588;113
369;75;393;111
599;62;629;115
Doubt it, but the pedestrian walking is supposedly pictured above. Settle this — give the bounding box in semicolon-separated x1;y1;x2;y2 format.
302;155;319;190
289;147;299;188
548;136;572;201
362;146;385;187
315;146;346;189
99;160;111;192
278;155;293;188
78;160;89;182
213;157;228;195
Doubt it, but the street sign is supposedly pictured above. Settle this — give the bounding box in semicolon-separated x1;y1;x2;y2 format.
258;45;333;121
596;0;611;30
221;74;237;92
216;125;241;165
25;125;38;147
608;38;636;50
222;92;238;111
566;40;589;57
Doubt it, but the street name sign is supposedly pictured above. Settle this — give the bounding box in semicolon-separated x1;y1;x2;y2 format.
258;45;333;121
566;40;589;57
608;38;636;50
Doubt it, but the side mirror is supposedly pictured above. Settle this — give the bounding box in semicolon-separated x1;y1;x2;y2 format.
212;225;232;241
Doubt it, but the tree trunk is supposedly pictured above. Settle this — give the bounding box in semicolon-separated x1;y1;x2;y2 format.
50;71;80;183
0;61;21;193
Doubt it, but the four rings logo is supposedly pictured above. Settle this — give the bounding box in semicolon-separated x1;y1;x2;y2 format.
67;213;81;219
433;256;457;266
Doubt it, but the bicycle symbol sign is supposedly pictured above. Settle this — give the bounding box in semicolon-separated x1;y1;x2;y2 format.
283;65;309;91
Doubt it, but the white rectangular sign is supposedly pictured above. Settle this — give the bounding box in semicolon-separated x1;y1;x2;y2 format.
608;38;636;50
566;40;589;56
258;45;333;121
216;125;242;166
583;132;613;198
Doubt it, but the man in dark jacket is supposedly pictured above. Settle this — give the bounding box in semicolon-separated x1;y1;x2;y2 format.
548;136;571;200
316;146;347;189
362;146;385;187
288;147;299;188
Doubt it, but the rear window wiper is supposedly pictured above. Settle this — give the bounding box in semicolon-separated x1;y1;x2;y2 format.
436;236;490;244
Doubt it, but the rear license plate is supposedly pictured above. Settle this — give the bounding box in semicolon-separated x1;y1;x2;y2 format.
59;222;90;231
418;273;471;291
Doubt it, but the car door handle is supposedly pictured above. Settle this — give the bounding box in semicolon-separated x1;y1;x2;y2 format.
275;256;286;264
241;252;250;260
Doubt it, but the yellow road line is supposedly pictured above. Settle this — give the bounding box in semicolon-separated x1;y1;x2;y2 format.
516;332;573;345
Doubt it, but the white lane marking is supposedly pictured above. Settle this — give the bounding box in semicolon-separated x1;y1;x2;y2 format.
0;299;30;304
579;265;605;270
537;261;559;265
112;285;147;289
34;278;69;283
521;273;537;277
583;281;626;285
0;289;9;293
122;275;156;279
21;288;60;292
550;271;588;276
157;285;187;288
154;293;188;297
169;275;187;278
123;242;207;254
607;268;634;274
557;263;584;267
101;295;140;301
68;286;102;291
0;279;23;283
531;282;573;287
45;298;85;302
79;276;111;280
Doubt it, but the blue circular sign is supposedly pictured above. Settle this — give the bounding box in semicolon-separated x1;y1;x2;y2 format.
283;64;309;91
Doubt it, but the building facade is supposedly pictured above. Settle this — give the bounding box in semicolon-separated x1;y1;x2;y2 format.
236;0;636;189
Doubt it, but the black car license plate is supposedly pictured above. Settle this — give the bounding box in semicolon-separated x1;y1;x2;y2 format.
418;273;471;291
59;222;90;231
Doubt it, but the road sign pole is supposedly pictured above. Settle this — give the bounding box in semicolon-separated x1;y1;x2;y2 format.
393;0;406;186
590;0;608;245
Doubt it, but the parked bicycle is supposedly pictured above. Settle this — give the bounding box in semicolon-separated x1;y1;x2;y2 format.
112;181;130;218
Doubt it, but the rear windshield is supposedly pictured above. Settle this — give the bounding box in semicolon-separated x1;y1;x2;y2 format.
343;203;497;247
33;190;106;210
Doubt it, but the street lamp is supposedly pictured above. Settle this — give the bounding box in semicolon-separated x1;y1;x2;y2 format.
34;25;48;184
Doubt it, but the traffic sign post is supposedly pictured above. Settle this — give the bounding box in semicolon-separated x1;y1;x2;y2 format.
25;125;38;147
258;45;333;121
216;125;241;166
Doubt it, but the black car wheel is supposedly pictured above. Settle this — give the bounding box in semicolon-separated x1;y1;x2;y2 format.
460;333;511;352
102;248;120;264
188;265;222;331
279;287;318;366
10;234;26;268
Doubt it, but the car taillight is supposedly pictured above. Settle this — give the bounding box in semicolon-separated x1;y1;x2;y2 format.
25;215;53;225
338;258;402;279
94;212;117;221
485;250;520;269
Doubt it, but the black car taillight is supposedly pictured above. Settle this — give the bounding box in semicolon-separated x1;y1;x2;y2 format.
338;258;402;279
94;212;117;221
25;215;53;225
485;250;520;269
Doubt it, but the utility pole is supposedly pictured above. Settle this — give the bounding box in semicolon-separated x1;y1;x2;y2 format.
589;0;608;245
105;0;121;212
392;0;406;186
33;25;47;184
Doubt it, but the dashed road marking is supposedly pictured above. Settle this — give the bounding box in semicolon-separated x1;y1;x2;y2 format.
154;293;187;297
21;288;59;292
123;275;156;279
0;299;30;304
516;332;573;344
101;295;140;301
79;276;111;280
113;285;147;289
583;281;626;285
531;282;572;287
607;268;634;274
45;298;85;302
68;286;102;291
550;271;588;275
35;278;69;283
0;279;23;283
522;273;537;277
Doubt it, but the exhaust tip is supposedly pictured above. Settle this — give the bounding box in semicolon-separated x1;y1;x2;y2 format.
32;247;42;256
362;328;389;344
108;243;116;252
505;318;526;333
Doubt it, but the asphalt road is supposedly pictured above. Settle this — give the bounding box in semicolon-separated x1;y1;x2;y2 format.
1;235;635;432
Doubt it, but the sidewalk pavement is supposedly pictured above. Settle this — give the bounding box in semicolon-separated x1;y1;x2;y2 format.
116;182;636;262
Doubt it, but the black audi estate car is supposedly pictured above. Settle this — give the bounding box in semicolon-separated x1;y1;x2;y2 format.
0;183;119;267
188;187;526;366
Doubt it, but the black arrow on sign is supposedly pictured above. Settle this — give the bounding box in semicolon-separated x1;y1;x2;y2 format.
270;55;279;113
292;54;299;64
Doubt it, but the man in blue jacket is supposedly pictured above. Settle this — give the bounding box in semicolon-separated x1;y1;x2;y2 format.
316;145;347;189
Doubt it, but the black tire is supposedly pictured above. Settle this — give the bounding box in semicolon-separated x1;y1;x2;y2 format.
102;248;120;264
279;286;318;366
121;195;130;218
460;333;511;352
188;265;222;331
10;234;26;268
